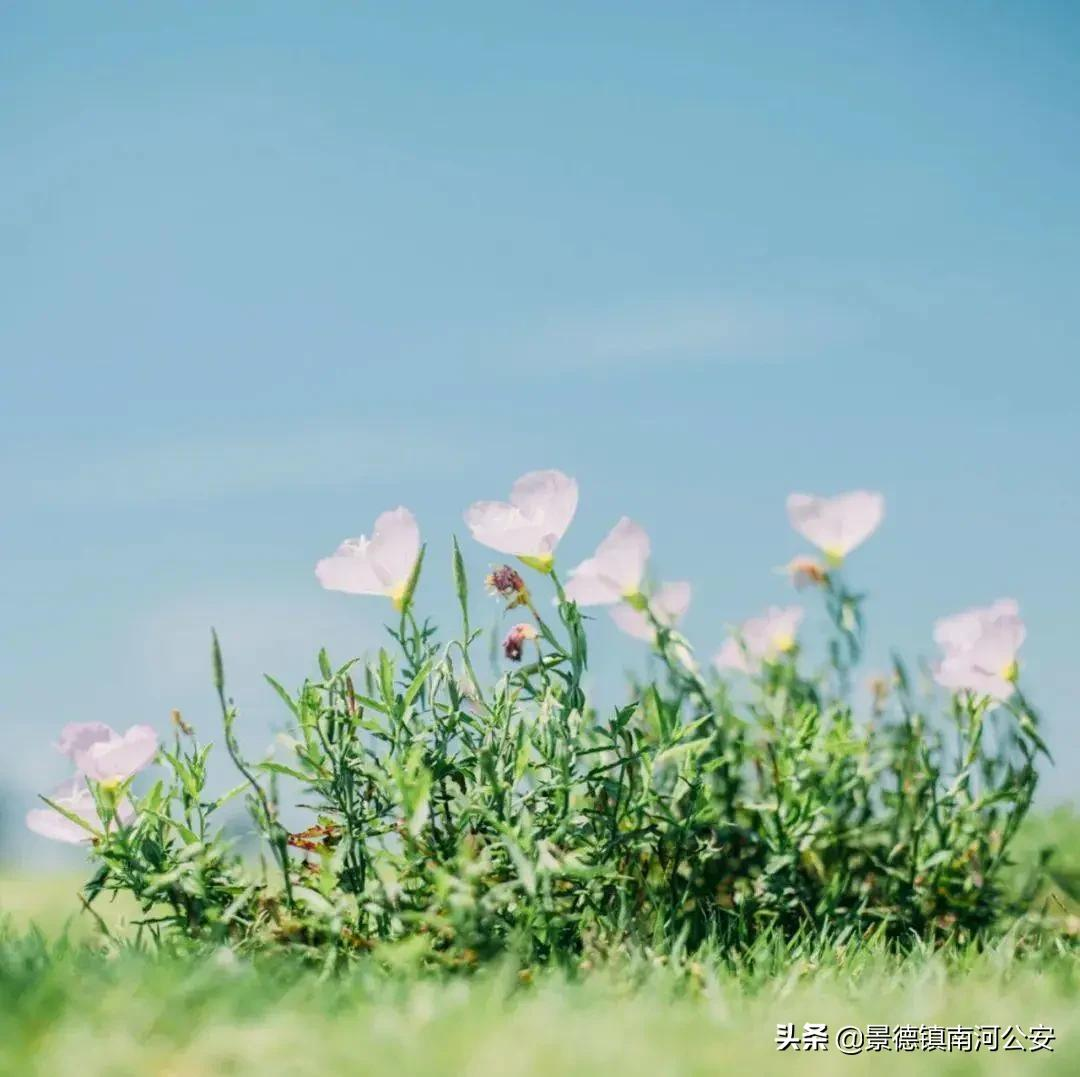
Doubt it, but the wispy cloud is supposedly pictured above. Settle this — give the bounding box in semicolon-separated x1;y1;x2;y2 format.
523;293;866;369
14;424;474;508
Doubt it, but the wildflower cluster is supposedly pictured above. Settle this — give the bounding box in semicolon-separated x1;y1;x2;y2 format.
29;470;1048;962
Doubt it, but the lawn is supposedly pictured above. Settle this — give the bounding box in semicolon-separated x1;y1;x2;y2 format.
3;810;1078;1076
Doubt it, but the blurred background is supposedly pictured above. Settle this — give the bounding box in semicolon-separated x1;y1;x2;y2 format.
2;2;1078;867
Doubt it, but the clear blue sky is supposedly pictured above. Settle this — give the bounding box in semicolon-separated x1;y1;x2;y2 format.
3;2;1078;863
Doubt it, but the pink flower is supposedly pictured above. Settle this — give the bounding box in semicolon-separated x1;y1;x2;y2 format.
563;517;650;605
72;724;159;782
315;507;421;608
54;721;117;759
933;599;1019;654
25;776;135;844
786;490;884;566
611;581;691;642
464;470;578;572
933;599;1025;702
714;606;805;674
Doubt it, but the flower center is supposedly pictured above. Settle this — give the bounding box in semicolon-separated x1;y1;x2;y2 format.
519;553;554;574
823;546;845;568
388;581;407;610
1000;660;1019;684
622;590;648;611
773;632;796;653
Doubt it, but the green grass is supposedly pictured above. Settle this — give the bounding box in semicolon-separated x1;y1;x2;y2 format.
2;924;1078;1075
3;809;1078;1076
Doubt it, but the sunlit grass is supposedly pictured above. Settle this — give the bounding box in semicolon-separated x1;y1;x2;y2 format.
3;809;1078;1076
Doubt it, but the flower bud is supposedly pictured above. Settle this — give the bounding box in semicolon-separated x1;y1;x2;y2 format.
503;622;539;662
784;555;827;588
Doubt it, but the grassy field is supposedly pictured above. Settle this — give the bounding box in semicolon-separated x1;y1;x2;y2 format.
2;809;1078;1076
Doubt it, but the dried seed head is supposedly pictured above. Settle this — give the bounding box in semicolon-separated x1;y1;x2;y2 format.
503;622;539;661
171;708;193;735
486;564;529;607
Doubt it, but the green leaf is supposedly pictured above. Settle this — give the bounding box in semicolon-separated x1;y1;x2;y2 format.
379;649;395;707
141;809;200;845
402;659;432;712
210;782;250;811
211;629;225;695
39;796;101;838
452;536;469;625
401;543;426;612
264;675;300;719
257;761;316;783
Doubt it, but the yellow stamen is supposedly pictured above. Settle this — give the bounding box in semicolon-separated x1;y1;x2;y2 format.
623;590;648;611
389;581;407;610
1001;660;1019;684
519;553;554;574
824;546;845;569
774;633;796;654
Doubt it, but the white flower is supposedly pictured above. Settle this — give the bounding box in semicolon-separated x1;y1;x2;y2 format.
72;724;158;783
786;490;885;566
464;470;578;571
611;581;691;642
933;599;1019;654
315;507;421;608
26;776;135;844
933;599;1025;702
714;606;804;674
563;517;650;605
54;721;117;759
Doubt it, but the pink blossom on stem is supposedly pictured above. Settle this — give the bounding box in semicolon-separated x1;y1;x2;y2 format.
315;507;421;609
715;606;805;674
25;776;134;844
74;724;159;783
54;721;117;760
933;599;1025;702
611;581;691;643
464;470;578;571
563;517;650;606
786;490;884;566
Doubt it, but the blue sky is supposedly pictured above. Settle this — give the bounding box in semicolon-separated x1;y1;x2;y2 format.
3;3;1078;863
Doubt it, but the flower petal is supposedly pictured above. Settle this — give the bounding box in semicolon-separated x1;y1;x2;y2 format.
787;490;884;557
315;537;386;595
54;722;118;759
464;501;548;557
593;517;650;592
368;507;421;589
75;724;158;782
933;599;1020;654
563;560;625;605
934;656;1013;702
714;637;750;673
653;581;692;625
610;603;653;641
465;470;578;558
26;776;96;844
26;806;92;844
509;470;578;547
